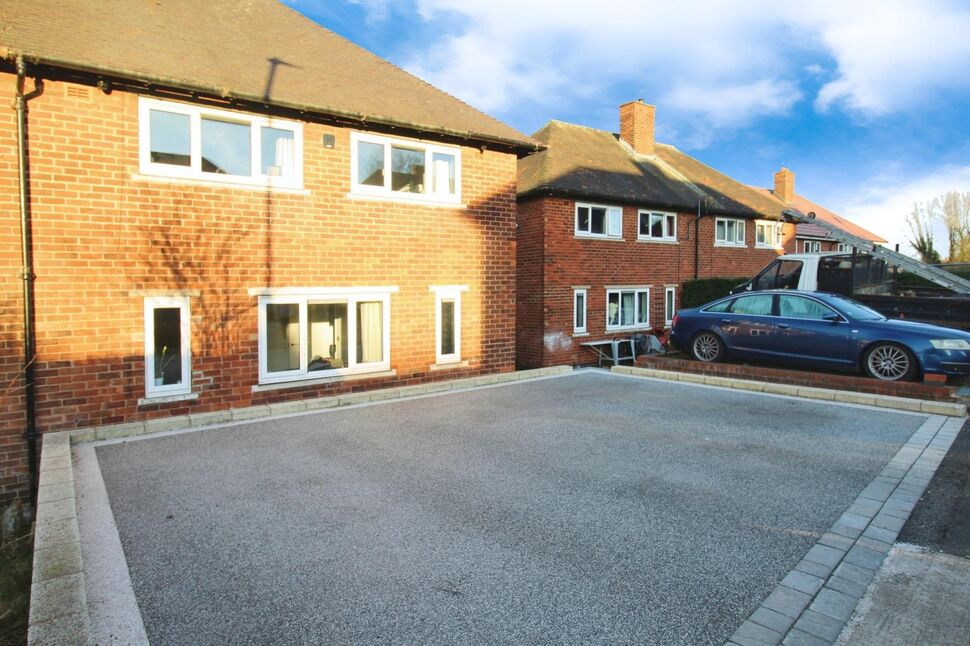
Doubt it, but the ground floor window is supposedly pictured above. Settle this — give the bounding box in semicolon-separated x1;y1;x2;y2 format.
664;287;676;326
144;296;191;397
606;287;650;331
258;290;391;383
431;286;465;364
573;288;588;334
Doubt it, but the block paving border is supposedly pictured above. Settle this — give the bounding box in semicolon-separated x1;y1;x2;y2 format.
27;365;570;645
726;415;964;646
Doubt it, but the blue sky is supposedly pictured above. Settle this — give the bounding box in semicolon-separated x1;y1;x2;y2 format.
287;0;970;255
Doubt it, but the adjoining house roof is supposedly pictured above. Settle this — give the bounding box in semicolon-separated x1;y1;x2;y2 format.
751;188;888;243
517;120;788;219
0;0;537;152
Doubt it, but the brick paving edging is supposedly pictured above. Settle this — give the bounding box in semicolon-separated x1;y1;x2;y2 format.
727;415;964;646
611;365;967;418
26;365;572;645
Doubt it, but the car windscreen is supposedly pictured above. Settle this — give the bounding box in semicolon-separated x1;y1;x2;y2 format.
829;296;886;320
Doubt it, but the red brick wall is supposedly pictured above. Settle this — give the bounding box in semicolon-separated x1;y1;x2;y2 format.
0;73;519;501
516;196;796;368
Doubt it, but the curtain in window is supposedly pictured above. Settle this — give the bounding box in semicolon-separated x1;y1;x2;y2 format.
357;301;383;364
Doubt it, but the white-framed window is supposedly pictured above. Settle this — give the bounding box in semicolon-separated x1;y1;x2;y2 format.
715;217;746;246
575;203;623;238
573;288;588;334
837;243;852;252
664;287;676;326
144;296;191;398
350;132;461;204
138;97;303;189
257;289;391;384
638;211;677;241
804;240;822;253
606;287;650;331
755;220;784;248
431;286;465;364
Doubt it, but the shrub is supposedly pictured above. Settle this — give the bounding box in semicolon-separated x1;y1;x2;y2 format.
680;277;749;309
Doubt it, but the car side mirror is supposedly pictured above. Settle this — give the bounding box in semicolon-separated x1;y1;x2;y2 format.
823;313;842;323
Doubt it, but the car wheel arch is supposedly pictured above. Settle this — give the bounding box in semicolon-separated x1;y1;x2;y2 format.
860;340;921;380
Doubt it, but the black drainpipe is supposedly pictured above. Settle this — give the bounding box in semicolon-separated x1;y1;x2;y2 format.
693;200;704;279
15;55;39;501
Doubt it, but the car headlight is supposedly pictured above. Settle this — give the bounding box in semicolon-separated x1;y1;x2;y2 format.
929;339;970;350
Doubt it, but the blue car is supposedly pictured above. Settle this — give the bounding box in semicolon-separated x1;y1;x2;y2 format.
669;290;970;381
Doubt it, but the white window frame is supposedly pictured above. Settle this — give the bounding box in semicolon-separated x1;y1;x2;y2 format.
431;285;465;365
715;217;746;247
350;132;462;205
144;296;191;398
573;288;588;334
257;289;392;384
837;243;852;252
605;287;650;331
755;220;784;249
138;97;304;189
804;240;822;253
638;210;677;242
575;202;623;239
664;287;676;326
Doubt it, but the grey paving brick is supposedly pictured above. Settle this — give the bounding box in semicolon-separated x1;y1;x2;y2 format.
871;513;906;533
804;543;845;568
782;628;829;646
829;522;863;540
35;497;77;524
854;536;892;555
732;620;783;645
818;532;854;551
879;506;910;521
34;516;79;550
843;545;886;571
751;606;796;635
861;525;896;544
825;575;867;599
795;558;835;579
835;511;870;530
781;570;826;596
811;587;859;621
794;608;845;641
833;561;877;587
763;585;813;619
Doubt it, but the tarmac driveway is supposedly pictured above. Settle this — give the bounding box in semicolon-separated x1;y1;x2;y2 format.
91;371;925;645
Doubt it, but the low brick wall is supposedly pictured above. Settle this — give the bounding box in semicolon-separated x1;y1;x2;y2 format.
635;354;959;402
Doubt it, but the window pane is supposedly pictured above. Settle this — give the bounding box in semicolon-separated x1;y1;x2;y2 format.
607;208;622;236
153;307;182;385
201;117;251;175
736;221;745;243
725;220;736;241
665;214;675;238
440;299;456;356
637;291;649;324
358;141;385;187
621;292;635;326
432;152;455;195
650;214;663;238
757;224;766;244
590;207;606;234
261;127;295;177
716;220;726;240
391;146;425;193
575;293;585;329
266;303;300;373
779;295;834;320
149;110;190;166
577;207;590;232
307;303;347;371
607;292;620;326
666;290;675;320
732;295;773;316
357;301;383;364
638;214;650;237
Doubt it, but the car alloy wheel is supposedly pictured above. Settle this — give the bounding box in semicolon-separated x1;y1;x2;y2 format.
692;332;723;363
865;343;913;381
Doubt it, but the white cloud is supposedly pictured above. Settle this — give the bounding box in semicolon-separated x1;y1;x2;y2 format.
840;165;970;257
346;0;389;23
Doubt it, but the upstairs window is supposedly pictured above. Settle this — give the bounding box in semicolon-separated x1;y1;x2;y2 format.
638;211;677;241
139;98;303;188
755;220;783;248
804;240;822;253
576;203;622;238
715;218;746;246
351;133;461;204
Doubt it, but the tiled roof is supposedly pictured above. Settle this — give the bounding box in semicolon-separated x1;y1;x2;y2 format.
517;120;788;219
0;0;537;151
751;188;888;243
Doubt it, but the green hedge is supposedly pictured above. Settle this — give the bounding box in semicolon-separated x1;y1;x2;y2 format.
680;277;749;309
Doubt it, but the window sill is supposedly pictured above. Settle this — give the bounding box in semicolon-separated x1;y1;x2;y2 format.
346;192;466;209
430;360;469;371
574;234;625;242
714;243;747;248
572;331;590;337
132;173;309;194
605;325;653;333
138;391;199;407
755;244;784;250
636;238;679;244
252;369;397;393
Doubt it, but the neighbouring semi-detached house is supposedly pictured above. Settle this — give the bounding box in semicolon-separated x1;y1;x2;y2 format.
516;100;797;369
758;168;887;253
0;0;538;503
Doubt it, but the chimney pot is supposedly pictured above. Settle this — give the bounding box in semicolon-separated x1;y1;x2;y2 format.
619;100;655;155
774;167;795;203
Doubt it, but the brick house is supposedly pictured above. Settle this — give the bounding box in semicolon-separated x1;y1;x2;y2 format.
516;101;796;369
0;0;538;503
760;168;887;253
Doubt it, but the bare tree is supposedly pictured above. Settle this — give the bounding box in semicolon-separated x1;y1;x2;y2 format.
905;202;941;263
932;191;970;262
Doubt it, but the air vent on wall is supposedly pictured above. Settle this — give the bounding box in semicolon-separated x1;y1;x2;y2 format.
65;85;90;99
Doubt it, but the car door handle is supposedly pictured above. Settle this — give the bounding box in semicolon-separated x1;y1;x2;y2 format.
720;319;731;324
777;324;790;329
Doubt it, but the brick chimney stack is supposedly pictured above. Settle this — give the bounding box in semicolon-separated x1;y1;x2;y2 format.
619;99;655;156
774;167;795;203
